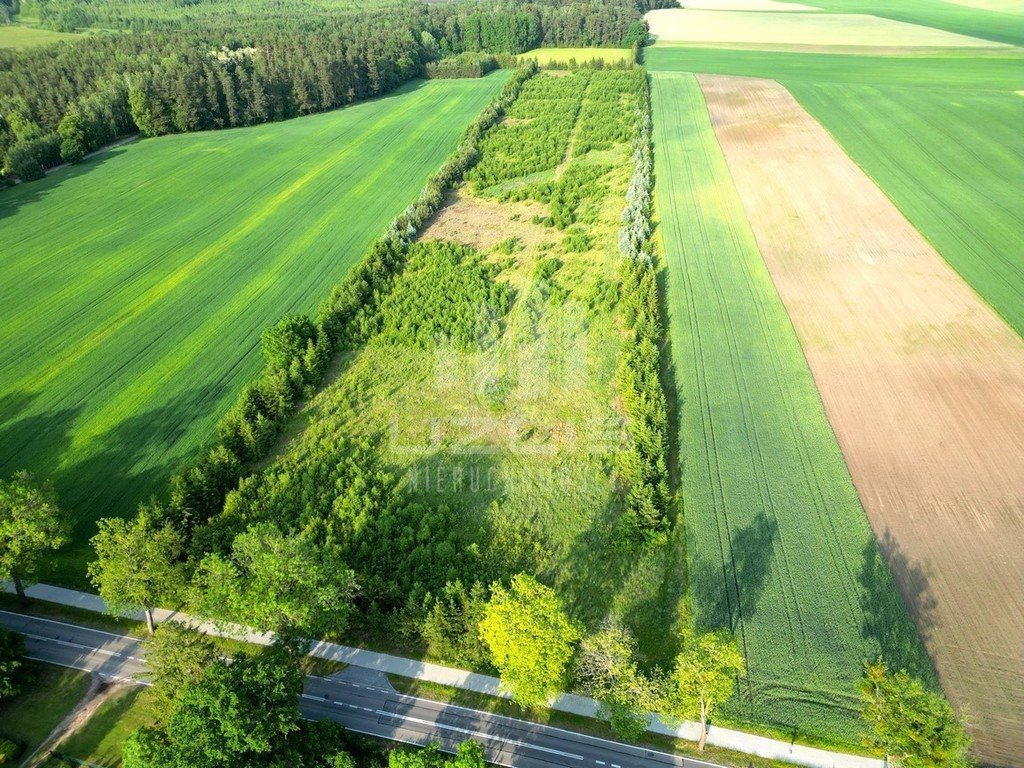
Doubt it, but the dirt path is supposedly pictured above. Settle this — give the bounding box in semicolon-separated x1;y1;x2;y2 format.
21;676;123;768
698;73;1024;766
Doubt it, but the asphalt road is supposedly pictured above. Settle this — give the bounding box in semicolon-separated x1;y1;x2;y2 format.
0;610;728;768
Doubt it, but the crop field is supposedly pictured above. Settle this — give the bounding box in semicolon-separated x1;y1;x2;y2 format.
646;47;1024;340
0;73;509;583
518;47;632;65
778;0;1024;45
649;71;932;744
645;8;1009;49
699;70;1024;767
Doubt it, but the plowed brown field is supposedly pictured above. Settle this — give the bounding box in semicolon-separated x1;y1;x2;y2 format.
699;73;1024;766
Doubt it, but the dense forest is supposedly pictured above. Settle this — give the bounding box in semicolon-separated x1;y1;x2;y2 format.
0;0;673;182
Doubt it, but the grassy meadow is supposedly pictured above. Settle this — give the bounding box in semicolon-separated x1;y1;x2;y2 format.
0;73;509;584
650;71;932;744
645;47;1024;339
0;22;82;48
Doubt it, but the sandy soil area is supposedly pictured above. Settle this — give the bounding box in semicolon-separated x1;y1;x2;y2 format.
698;73;1024;766
645;8;1011;47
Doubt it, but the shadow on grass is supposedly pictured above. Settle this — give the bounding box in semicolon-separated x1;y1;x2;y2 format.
859;529;937;682
0;383;228;584
0;144;132;225
691;509;778;640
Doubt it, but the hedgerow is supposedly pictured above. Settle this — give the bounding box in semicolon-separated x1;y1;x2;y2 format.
615;75;673;543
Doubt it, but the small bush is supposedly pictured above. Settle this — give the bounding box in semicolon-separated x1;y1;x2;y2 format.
0;738;23;764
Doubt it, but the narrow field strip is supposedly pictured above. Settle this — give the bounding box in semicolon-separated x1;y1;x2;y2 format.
0;74;510;582
650;71;927;744
697;73;1024;765
645;8;1011;49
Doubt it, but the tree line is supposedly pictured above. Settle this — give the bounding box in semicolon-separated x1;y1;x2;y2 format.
1;0;675;183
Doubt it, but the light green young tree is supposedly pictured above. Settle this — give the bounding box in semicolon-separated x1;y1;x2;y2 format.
861;661;972;768
660;627;745;751
575;619;657;741
0;471;68;606
478;573;581;709
142;622;218;720
193;522;356;638
89;512;186;633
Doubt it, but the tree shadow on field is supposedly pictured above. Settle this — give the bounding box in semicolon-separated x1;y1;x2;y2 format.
0;390;83;479
23;383;230;584
0;146;131;225
691;510;778;639
858;529;938;681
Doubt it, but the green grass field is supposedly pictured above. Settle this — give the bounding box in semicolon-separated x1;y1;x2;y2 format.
518;47;633;64
0;73;509;584
51;685;160;767
650;71;932;744
0;662;91;755
0;22;82;48
645;47;1024;340
781;0;1024;45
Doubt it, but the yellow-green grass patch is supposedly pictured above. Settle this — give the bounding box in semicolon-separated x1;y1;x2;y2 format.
518;47;633;64
0;22;81;48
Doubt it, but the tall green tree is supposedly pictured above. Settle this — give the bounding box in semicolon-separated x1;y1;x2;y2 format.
0;471;68;606
861;661;973;768
123;644;304;768
574;619;656;741
57;108;86;163
88;512;186;633
141;622;218;720
478;573;580;709
660;627;745;751
193;522;356;638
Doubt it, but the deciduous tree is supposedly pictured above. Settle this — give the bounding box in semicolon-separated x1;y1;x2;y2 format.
141;622;218;719
479;573;580;709
660;627;744;751
860;661;972;768
88;512;186;633
575;619;656;741
0;471;68;606
193;522;356;638
0;628;24;700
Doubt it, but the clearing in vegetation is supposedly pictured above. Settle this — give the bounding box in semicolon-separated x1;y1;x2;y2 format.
699;72;1024;765
645;46;1024;341
644;8;1009;49
649;70;931;745
195;68;687;664
0;73;509;584
0;22;81;48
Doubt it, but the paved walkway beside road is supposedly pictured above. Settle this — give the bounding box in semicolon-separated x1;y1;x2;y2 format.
3;582;883;768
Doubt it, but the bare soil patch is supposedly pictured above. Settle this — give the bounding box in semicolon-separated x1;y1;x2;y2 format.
699;73;1024;766
419;188;553;251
